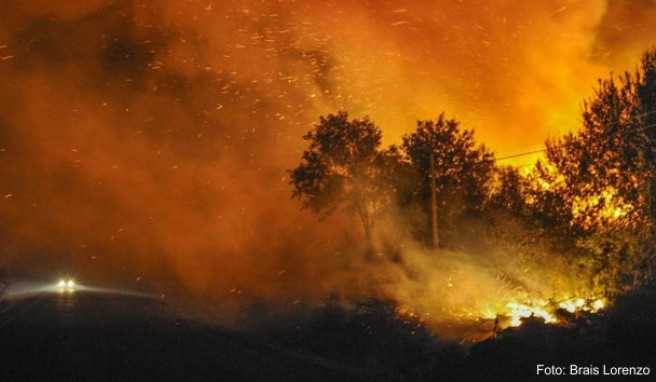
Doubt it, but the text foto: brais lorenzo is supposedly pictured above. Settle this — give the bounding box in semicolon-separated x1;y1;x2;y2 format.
537;364;651;376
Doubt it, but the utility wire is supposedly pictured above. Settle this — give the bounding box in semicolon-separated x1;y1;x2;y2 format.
503;121;656;168
496;149;546;161
495;109;656;163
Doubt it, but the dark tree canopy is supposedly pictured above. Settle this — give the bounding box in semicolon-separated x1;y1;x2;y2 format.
541;48;656;232
289;112;393;244
489;166;528;213
401;114;495;217
287;48;656;296
523;49;656;291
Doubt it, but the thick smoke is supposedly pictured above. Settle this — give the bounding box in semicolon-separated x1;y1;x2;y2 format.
0;1;654;314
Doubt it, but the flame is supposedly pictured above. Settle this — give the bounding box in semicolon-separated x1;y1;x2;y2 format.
591;298;606;312
558;298;581;313
528;165;634;229
499;296;608;328
386;246;615;340
558;297;606;314
396;295;609;336
506;301;557;327
572;187;633;228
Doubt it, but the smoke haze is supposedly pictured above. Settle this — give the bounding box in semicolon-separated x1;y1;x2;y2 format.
0;1;654;310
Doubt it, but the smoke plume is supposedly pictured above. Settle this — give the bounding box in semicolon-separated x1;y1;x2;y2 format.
0;1;654;315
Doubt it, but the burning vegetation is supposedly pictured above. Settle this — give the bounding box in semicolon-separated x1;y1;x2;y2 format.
0;1;655;343
1;3;656;380
289;48;656;339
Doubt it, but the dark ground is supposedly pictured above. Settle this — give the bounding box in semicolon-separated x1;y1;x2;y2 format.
1;286;656;381
0;290;367;382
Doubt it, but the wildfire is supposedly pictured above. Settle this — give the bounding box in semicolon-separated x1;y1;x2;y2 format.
394;295;609;339
497;296;608;328
571;187;633;228
505;301;557;327
558;297;606;314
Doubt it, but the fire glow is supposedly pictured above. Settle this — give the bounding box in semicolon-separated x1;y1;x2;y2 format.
500;296;607;328
396;287;610;338
0;1;653;346
470;295;606;332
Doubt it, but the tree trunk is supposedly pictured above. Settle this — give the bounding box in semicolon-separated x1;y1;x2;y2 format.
429;151;439;250
357;202;374;260
363;219;372;247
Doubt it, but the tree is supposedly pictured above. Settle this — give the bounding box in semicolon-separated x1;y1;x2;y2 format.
489;166;528;214
637;49;656;233
401;114;494;249
542;48;656;233
523;161;574;231
536;48;656;290
289;112;397;250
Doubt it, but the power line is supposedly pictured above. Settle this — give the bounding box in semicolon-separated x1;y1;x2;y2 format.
496;149;545;162
501;121;656;167
495;109;656;163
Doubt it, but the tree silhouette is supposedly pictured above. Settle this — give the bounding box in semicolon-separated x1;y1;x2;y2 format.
401;114;494;248
289;112;396;250
489;166;528;214
542;48;656;233
532;48;656;289
637;49;656;232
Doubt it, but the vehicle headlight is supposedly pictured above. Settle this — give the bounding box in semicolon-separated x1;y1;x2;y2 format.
56;278;77;292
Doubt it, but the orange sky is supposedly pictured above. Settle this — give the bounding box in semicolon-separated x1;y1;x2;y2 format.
142;0;655;163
